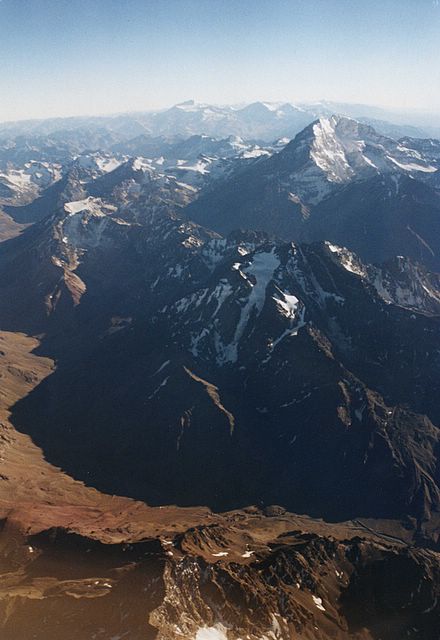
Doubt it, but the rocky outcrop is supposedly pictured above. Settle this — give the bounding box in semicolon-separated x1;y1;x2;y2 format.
1;510;439;640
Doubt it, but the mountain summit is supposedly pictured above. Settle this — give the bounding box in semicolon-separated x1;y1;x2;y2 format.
187;116;440;269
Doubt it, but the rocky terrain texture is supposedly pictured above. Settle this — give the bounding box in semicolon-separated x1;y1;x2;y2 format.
1;329;438;640
2;202;439;532
0;114;440;638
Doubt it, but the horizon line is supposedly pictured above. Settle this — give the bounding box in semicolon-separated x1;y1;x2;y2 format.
1;97;433;128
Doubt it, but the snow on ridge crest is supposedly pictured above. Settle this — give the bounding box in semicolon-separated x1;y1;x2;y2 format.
325;241;367;277
64;196;117;216
308;115;437;184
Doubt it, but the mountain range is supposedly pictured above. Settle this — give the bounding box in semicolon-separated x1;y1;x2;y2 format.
1;109;440;639
1;99;439;145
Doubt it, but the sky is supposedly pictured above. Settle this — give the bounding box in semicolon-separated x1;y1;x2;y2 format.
0;0;439;122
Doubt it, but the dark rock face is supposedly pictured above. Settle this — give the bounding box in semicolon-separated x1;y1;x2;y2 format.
342;549;440;639
2;193;439;534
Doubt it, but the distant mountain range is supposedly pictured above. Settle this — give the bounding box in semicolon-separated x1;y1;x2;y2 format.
1;99;440;143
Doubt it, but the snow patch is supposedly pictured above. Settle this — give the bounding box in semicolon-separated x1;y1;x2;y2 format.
387;156;436;173
195;626;228;640
147;377;169;400
222;248;280;363
273;291;299;318
153;360;170;376
312;595;326;611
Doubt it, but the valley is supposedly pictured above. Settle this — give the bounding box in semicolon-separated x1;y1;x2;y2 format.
0;104;440;638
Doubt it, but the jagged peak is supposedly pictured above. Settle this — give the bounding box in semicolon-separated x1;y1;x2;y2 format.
277;113;438;193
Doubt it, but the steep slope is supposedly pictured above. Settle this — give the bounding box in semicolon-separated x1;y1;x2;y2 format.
1;126;440;638
2;195;439;531
0;317;439;640
186;117;440;270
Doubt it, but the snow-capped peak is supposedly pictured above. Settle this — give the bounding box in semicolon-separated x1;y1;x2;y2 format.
267;115;439;205
304;115;438;186
310;116;359;183
174;100;210;112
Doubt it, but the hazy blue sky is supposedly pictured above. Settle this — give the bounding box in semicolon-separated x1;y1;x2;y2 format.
1;0;439;121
